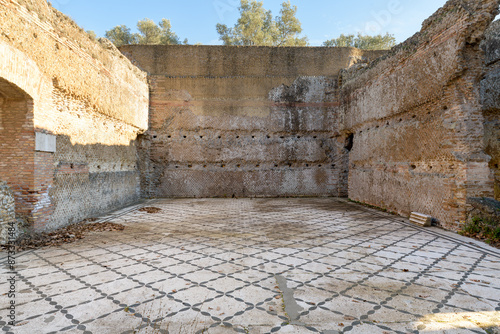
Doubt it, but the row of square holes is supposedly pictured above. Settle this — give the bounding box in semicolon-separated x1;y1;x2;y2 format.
157;110;439;139
165;163;337;169
159;110;444;139
155;134;331;139
359;110;439;133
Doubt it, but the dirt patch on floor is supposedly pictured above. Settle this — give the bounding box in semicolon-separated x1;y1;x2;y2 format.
2;220;125;251
139;207;162;213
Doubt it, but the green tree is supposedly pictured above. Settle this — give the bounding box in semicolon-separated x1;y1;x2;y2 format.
136;18;163;44
159;19;181;45
216;0;275;46
105;18;181;47
86;30;98;41
136;18;180;45
323;33;355;48
323;32;396;50
105;25;137;47
275;1;307;46
216;0;308;46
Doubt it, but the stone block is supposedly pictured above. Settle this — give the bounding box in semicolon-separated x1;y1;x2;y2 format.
410;212;433;227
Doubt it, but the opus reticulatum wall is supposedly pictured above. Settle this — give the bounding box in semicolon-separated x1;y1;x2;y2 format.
1;0;500;236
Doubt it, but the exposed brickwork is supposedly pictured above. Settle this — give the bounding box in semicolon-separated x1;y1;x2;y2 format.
0;0;148;233
120;45;385;79
340;0;499;230
1;0;500;235
32;151;54;230
0;82;35;223
122;46;384;198
56;163;90;175
0;0;148;129
481;19;500;201
44;87;142;230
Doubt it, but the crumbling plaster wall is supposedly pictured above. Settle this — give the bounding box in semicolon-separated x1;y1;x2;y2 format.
340;0;499;230
121;45;384;198
0;0;149;231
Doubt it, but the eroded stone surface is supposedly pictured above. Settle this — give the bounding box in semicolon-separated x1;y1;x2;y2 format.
340;0;500;229
0;0;149;232
0;181;16;244
1;0;500;236
482;19;500;202
121;46;384;199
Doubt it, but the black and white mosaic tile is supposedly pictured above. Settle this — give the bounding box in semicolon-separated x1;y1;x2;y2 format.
1;198;499;333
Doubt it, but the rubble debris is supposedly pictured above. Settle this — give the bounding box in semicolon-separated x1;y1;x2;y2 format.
2;219;125;251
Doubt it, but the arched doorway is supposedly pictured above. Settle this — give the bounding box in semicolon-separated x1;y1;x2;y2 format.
0;77;36;227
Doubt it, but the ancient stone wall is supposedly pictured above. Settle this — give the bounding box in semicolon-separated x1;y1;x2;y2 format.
122;45;383;198
340;0;499;230
0;0;149;231
481;19;500;201
2;0;499;234
0;182;17;244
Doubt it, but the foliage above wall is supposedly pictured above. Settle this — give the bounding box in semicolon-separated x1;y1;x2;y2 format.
216;0;308;46
100;0;395;49
323;33;396;50
105;18;187;47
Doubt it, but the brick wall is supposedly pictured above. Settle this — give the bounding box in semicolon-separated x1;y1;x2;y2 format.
0;79;35;223
46;88;141;229
339;0;499;230
0;0;148;232
2;0;498;234
33;151;54;230
123;46;383;198
0;0;149;129
481;19;500;201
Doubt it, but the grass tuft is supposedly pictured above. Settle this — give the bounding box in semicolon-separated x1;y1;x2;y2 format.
459;216;500;248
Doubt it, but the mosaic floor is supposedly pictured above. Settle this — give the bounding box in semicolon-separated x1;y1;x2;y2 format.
1;198;499;334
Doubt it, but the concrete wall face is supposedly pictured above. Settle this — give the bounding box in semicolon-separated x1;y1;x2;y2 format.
122;46;383;198
340;0;499;230
0;0;149;232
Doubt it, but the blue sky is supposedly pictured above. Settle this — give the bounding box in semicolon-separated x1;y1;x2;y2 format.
50;0;449;46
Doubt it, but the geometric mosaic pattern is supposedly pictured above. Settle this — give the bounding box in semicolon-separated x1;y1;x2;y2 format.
1;198;499;334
